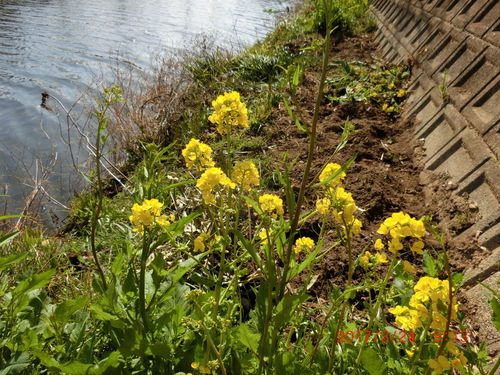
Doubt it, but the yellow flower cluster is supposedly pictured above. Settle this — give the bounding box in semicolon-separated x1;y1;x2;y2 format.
429;346;467;374
316;183;362;236
129;199;173;233
208;91;249;135
376;211;425;255
318;163;346;188
232;160;260;191
359;250;388;268
389;276;459;332
258;194;284;219
182;138;215;171
294;237;315;254
193;232;220;253
196;167;235;205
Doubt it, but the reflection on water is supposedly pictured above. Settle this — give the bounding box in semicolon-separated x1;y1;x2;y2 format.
0;0;294;227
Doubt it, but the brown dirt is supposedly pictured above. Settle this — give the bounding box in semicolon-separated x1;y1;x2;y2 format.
261;33;491;348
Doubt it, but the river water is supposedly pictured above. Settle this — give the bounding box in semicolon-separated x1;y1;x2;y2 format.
0;0;295;226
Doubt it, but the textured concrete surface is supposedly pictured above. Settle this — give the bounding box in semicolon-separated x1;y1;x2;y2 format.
370;0;500;362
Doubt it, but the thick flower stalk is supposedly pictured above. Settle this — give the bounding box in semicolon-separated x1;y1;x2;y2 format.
196;167;236;205
208;91;249;135
182;138;215;171
232;160;260;191
129;198;173;234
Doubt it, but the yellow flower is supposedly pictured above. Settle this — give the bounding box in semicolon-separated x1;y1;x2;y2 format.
319;163;346;188
196;167;236;204
388;83;396;90
375;252;388;263
360;251;372;268
233;161;260;191
377;212;426;240
342;219;363;236
156;214;174;228
258;194;284;219
411;240;425;255
428;355;451;374
397;89;406;97
129;199;170;233
194;233;210;253
182;138;215;171
374;238;385;251
403;260;416;274
258;229;271;245
208;91;249;135
316;197;331;215
331;187;357;224
294;237;315;254
388;237;403;254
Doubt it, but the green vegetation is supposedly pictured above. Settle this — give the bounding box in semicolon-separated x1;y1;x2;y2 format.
0;1;498;374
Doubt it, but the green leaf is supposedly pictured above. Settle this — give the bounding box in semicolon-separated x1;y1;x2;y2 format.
274;293;309;330
451;272;464;289
0;253;27;271
231;229;262;268
111;251;125;276
162;211;200;238
237;323;261;352
288;245;320;280
360;347;387;375
283;96;308;134
422;251;438;277
490;297;500;332
12;269;55;299
89;303;119;321
0;231;20;248
53;297;87;326
0;215;24;221
0;351;30;375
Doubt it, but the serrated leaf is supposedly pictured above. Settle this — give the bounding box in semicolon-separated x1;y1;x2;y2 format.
361;347;387;375
237;323;260;352
422;251;438;277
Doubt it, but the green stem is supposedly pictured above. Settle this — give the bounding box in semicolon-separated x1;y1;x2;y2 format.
139;232;150;338
257;226;276;375
487;355;500;375
409;312;434;375
278;1;331;303
351;255;399;374
90;114;108;291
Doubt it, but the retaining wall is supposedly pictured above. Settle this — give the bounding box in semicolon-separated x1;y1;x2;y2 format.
370;0;499;356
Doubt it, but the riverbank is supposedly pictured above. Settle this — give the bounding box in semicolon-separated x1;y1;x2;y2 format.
1;0;498;373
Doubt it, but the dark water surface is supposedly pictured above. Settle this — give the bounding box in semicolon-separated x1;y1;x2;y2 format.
0;0;294;224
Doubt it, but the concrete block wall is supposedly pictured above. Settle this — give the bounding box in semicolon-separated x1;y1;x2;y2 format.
370;0;499;256
370;0;499;357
